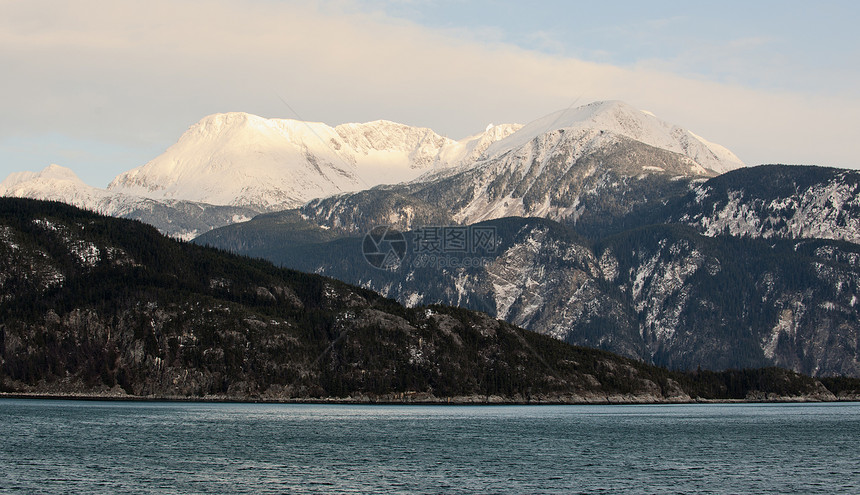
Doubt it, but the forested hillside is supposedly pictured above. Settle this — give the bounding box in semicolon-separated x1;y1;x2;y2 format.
3;198;856;401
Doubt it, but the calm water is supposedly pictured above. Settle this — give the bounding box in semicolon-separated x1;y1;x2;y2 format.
0;400;858;494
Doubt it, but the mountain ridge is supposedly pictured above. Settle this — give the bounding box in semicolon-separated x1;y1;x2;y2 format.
2;197;855;402
198;201;860;378
670;164;860;244
3;101;744;240
483;101;744;174
106;112;524;210
0;164;261;241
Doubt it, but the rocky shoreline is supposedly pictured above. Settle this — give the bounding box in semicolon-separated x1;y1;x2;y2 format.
4;390;859;405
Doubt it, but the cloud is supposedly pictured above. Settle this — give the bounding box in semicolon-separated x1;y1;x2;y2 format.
0;0;858;186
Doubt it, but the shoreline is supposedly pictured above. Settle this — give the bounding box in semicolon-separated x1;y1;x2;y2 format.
3;391;858;405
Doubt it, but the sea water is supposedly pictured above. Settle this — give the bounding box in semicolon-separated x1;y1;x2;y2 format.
1;400;858;494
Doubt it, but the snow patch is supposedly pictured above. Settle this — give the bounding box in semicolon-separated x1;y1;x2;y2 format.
484;101;744;173
107;113;521;211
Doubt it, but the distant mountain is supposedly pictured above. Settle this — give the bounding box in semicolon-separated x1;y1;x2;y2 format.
2;114;522;238
199;215;860;378
4;101;742;240
105;101;739;216
107;112;522;211
298;101;745;237
0;164;119;209
0;164;260;240
482;100;744;174
5;197;848;402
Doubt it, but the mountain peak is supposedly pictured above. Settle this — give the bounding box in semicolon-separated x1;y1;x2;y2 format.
1;164;85;193
106;112;357;209
189;112;334;144
0;163;111;212
103;111;523;211
38;164;83;182
484;100;745;174
192;112;262;136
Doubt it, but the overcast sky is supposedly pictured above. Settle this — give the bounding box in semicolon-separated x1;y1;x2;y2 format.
2;0;858;187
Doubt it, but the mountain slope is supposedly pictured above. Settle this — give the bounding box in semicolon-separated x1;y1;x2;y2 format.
483;100;744;174
107;112;521;211
0;164;260;240
598;225;860;375
297;101;744;238
670;164;860;244
2;198;850;402
298;136;712;237
199;216;860;377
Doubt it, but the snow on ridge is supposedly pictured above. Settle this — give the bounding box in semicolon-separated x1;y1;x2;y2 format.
483;100;745;174
105;112;522;210
0;164;114;212
3;104;745;229
1;164;84;193
106;111;360;209
688;177;860;244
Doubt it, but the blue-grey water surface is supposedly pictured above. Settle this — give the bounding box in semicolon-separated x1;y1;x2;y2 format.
0;400;858;494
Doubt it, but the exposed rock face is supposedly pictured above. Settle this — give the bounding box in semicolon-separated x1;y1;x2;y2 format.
599;227;860;376
4;198;853;402
671;165;860;244
216;216;860;378
299;136;715;237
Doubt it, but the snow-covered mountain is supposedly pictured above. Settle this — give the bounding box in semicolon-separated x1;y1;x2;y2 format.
1;164;111;209
0;164;259;240
1;114;521;237
300;100;746;235
0;164;141;216
482;100;744;174
3;101;742;238
107;112;522;211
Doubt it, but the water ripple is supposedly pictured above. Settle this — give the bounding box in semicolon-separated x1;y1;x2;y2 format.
0;401;858;493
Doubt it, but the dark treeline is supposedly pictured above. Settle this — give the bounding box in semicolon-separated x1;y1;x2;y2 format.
2;198;859;401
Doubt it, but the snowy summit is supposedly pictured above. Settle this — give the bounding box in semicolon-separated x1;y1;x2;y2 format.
107;113;521;211
484;101;745;174
1;101;746;238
